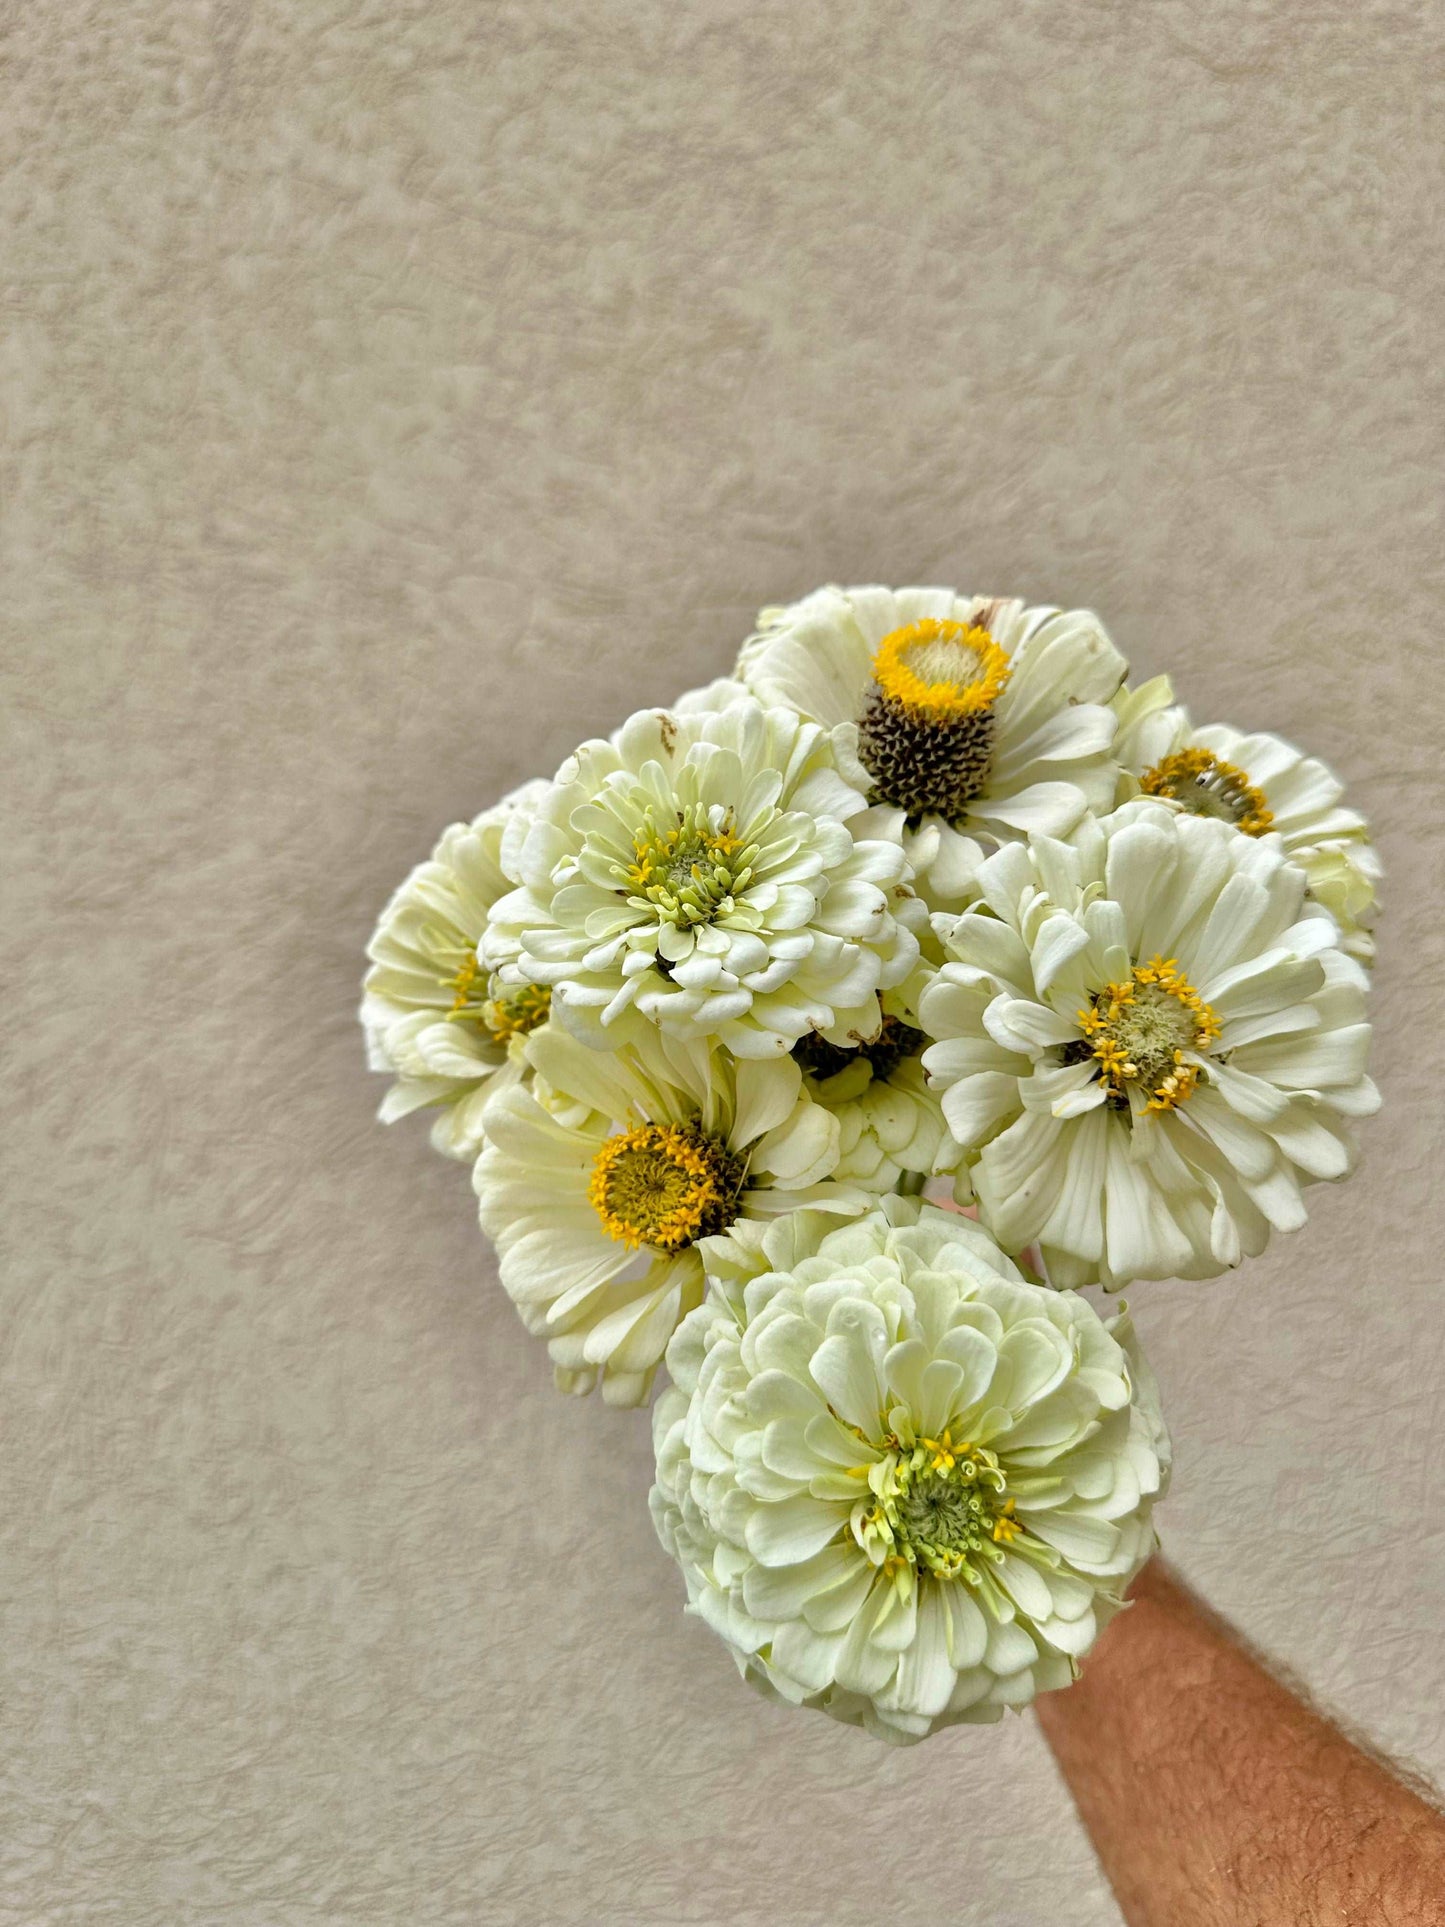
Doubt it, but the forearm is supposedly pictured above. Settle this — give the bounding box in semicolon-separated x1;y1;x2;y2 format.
1036;1561;1445;1927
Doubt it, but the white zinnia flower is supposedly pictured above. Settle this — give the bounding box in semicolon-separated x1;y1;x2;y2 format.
650;1200;1169;1745
794;988;971;1201
361;783;551;1159
474;1026;871;1406
672;675;752;714
485;698;920;1059
1113;676;1382;962
734;585;1128;906
918;800;1379;1289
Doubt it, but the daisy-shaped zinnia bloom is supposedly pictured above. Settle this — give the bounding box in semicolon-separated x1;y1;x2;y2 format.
734;585;1127;906
361;783;551;1159
485;698;920;1059
474;1025;871;1405
1113;676;1381;962
918;799;1379;1289
650;1199;1169;1745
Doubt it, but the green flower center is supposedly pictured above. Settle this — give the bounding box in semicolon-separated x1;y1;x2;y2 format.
860;1433;1021;1583
1072;956;1221;1113
618;805;759;927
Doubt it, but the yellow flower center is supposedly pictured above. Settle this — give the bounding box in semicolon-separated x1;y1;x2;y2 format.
855;1433;1023;1586
587;1121;746;1253
448;955;550;1044
447;952;484;1013
483;982;551;1044
620;806;754;927
1141;746;1274;837
1076;956;1221;1112
870;619;1012;723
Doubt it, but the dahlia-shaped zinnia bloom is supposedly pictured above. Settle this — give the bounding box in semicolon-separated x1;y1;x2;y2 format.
734;585;1128;906
1112;676;1381;963
474;1026;872;1405
918;799;1379;1289
361;783;552;1159
649;1200;1169;1744
484;698;920;1059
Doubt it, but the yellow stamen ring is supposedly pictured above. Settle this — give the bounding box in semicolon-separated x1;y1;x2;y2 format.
587;1120;745;1254
871;619;1012;724
1141;746;1274;838
1077;956;1221;1113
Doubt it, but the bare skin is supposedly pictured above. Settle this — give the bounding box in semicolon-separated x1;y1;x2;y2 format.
1036;1561;1445;1926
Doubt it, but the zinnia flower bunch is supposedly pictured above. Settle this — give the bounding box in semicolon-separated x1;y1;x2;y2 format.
363;585;1379;1743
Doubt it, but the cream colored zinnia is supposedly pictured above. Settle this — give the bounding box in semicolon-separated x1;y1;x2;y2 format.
650;1200;1169;1744
484;697;921;1059
918;799;1379;1288
793;982;971;1202
473;1026;872;1406
361;783;551;1159
735;584;1128;907
1114;677;1381;962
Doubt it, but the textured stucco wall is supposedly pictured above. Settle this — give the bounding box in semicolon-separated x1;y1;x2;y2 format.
3;5;1443;1923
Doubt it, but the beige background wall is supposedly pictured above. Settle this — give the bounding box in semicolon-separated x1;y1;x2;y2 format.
3;6;1442;1923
